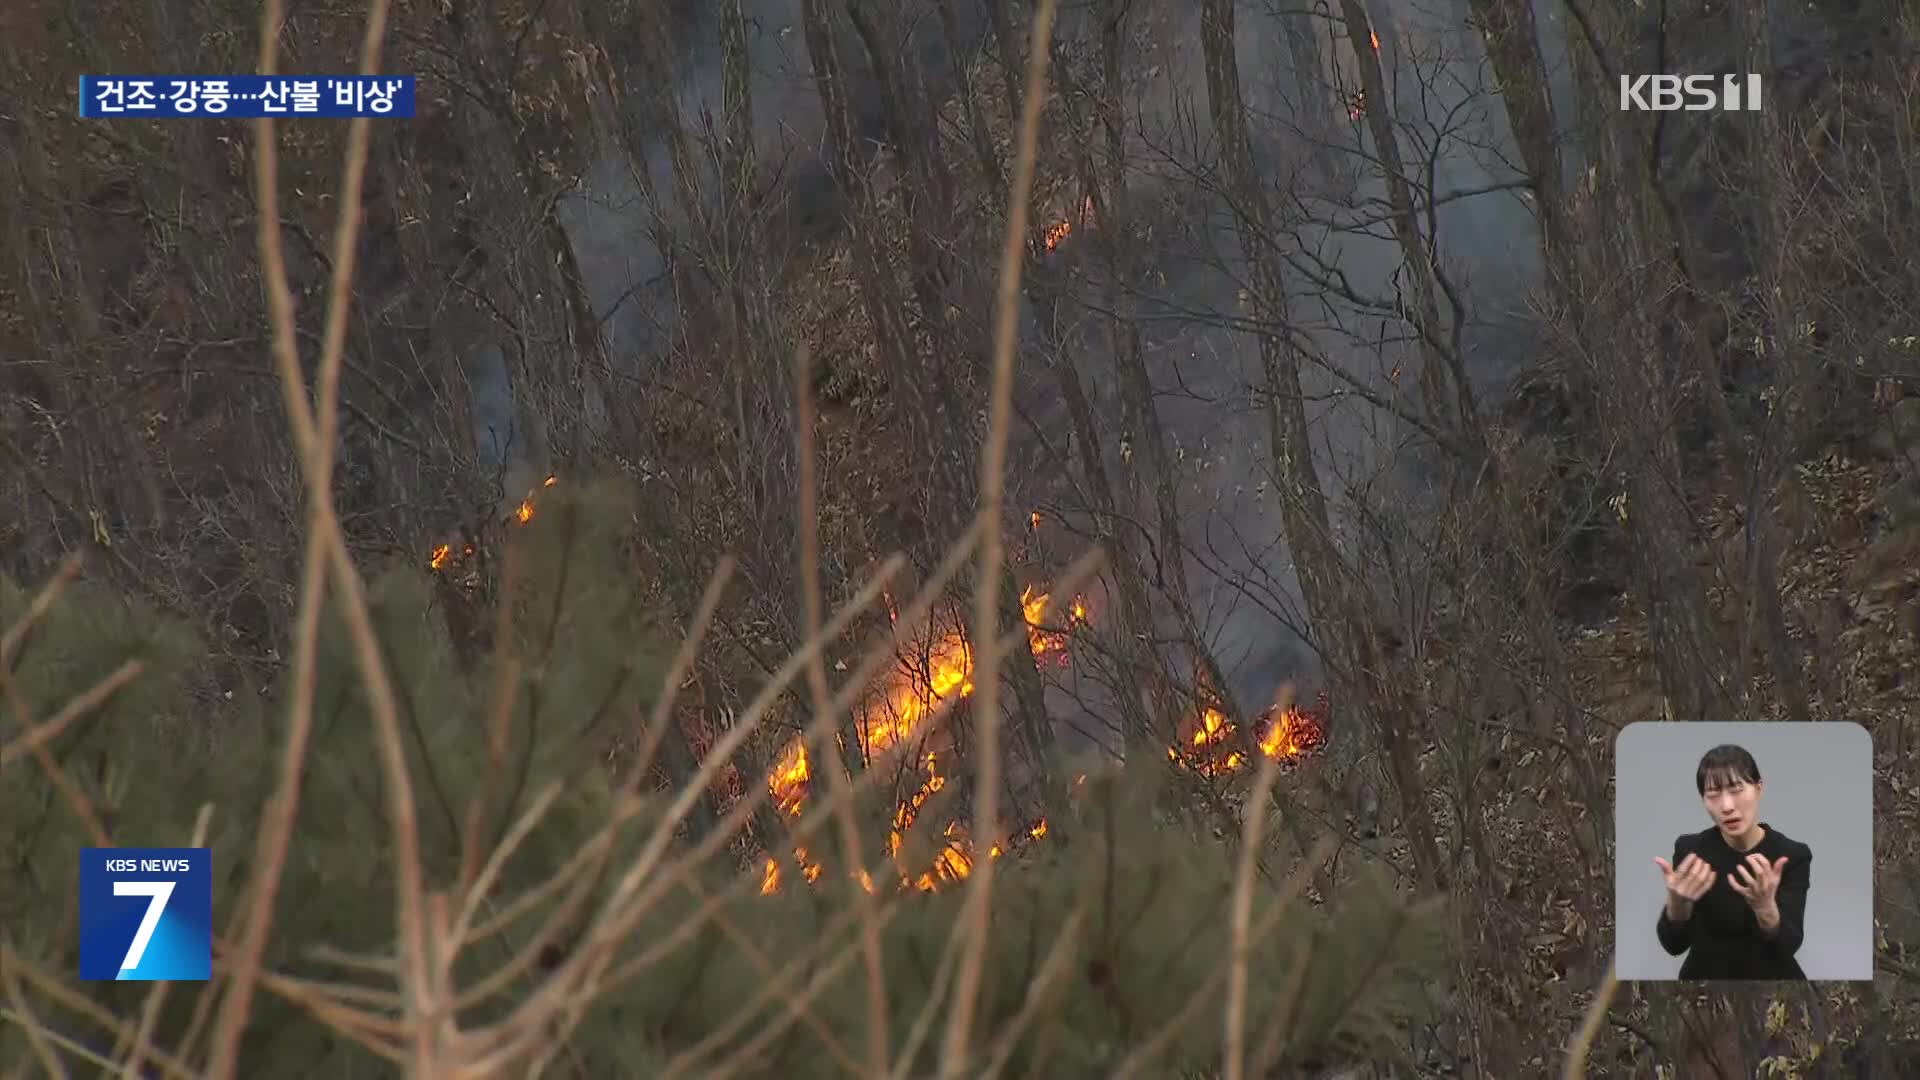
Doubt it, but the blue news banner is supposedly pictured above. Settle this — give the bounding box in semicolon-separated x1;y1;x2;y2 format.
78;847;213;981
80;75;416;118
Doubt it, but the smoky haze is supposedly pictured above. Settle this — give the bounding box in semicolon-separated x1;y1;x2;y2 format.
532;0;1575;746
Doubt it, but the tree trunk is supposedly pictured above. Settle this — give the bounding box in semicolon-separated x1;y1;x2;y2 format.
1337;0;1475;435
1463;0;1567;275
1558;0;1737;723
1198;0;1447;894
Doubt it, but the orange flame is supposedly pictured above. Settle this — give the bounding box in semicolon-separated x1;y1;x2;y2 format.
763;586;1082;893
1167;694;1327;776
428;476;556;573
1370;29;1380;51
1043;196;1096;253
514;475;554;524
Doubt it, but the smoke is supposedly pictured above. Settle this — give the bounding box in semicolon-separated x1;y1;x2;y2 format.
1038;0;1565;718
539;0;1565;734
555;2;818;368
554;1;989;372
465;342;516;475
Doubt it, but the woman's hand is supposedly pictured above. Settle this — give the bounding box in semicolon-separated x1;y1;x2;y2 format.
1655;853;1715;921
1729;852;1790;924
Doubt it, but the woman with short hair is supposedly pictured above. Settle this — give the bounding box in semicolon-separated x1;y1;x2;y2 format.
1652;744;1812;980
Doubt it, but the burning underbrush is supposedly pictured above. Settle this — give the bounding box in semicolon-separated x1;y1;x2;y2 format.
1167;689;1329;777
426;482;1325;898
4;502;1430;1078
428;474;558;577
757;583;1085;895
758;582;1327;898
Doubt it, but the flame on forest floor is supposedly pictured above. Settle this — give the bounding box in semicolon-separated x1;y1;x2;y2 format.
762;578;1085;892
758;559;1326;896
762;749;1052;896
1044;196;1096;253
1166;694;1327;777
428;475;557;573
424;484;1325;893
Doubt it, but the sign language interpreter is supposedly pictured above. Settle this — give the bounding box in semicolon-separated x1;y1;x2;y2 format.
1652;744;1812;979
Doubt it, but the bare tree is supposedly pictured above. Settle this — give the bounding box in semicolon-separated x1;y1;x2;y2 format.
1198;0;1448;895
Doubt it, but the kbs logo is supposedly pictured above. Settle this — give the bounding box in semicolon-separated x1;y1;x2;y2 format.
78;847;212;981
1619;74;1763;112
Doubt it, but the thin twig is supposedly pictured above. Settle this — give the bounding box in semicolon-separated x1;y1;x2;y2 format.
1;950;199;1078
0;660;143;770
208;0;382;1069
450;780;566;949
1561;963;1619;1080
0;673;116;847
677;875;864;1076
220;0;421;1070
490;552;918;1054
981;905;1088;1078
521;550;1102;1070
795;342;891;1076
0;952;65;1079
1111;834;1340;1079
890;902;967;1080
623;559;738;793
0;553;82;678
945;0;1059;1070
1224;752;1284;1080
460;538;526;895
697;896;912;1080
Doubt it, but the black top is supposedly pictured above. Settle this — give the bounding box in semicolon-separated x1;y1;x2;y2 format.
1655;824;1812;980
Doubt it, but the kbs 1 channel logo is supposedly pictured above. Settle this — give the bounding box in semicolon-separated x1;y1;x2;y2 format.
1619;73;1764;112
78;848;213;981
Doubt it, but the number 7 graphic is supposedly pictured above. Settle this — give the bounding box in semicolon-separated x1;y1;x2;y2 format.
115;881;175;972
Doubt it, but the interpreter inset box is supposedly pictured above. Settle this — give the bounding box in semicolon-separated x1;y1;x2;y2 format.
1614;722;1873;981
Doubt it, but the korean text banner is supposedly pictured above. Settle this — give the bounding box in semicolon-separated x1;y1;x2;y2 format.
80;76;416;118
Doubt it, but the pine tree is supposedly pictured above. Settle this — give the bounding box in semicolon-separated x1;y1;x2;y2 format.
1;484;1448;1075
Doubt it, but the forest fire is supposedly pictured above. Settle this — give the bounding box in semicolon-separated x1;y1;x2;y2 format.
427;475;557;572
516;473;557;523
758;572;1325;896
762;580;1084;892
430;483;1316;891
1166;691;1327;777
1043;196;1096;253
